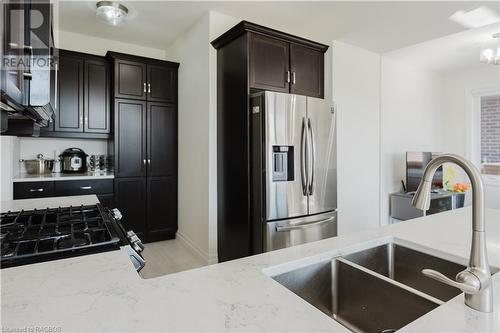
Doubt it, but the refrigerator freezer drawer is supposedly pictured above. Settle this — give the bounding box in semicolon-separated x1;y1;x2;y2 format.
265;211;337;252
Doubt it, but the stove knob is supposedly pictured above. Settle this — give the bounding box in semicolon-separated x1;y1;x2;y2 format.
133;240;145;252
132;239;145;253
111;208;123;221
127;231;140;243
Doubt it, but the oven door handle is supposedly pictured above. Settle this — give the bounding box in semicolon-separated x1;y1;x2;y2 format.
276;215;335;232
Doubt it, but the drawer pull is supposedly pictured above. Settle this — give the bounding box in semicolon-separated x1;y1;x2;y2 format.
29;188;44;192
80;186;92;190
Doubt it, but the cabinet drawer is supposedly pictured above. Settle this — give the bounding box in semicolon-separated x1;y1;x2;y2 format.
55;179;113;196
14;182;55;199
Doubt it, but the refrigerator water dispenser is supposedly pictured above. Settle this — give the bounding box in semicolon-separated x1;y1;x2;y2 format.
272;146;294;181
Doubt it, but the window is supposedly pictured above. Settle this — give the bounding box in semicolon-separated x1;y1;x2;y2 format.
480;95;500;164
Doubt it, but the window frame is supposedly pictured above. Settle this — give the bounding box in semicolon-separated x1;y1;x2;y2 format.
467;87;500;169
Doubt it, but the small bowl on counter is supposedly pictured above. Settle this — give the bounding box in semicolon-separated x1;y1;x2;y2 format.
22;154;55;175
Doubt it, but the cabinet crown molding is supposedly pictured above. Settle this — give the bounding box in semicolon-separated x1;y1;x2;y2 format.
106;51;180;69
211;20;329;53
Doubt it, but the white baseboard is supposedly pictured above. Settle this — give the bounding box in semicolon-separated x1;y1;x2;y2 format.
176;231;218;264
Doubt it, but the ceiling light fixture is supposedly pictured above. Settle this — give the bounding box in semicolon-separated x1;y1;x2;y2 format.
96;1;128;26
449;6;499;28
480;33;500;65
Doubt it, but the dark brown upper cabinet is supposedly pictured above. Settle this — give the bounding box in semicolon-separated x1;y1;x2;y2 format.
45;49;110;138
84;57;110;133
212;21;328;98
249;34;290;93
107;52;178;103
55;51;84;132
290;44;324;98
147;65;177;103
113;59;147;100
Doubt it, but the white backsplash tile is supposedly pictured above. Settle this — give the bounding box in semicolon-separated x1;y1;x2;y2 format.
18;137;107;161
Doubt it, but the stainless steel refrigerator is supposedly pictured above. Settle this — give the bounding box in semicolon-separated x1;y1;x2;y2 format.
250;91;337;252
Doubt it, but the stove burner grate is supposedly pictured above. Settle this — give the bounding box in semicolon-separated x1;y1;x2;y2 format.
0;204;121;266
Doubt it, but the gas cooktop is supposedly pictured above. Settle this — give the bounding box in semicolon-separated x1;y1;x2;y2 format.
0;204;123;268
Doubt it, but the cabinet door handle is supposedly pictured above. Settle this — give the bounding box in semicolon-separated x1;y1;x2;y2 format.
292;72;296;84
29;188;44;192
143;159;146;165
147;83;151;93
286;71;291;83
54;63;59;110
143;83;147;93
79;116;83;126
80;186;92;190
25;45;33;76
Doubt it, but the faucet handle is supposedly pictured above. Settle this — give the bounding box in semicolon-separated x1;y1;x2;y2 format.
422;269;481;294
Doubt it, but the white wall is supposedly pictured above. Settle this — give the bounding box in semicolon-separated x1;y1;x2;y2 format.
18;136;107;161
441;66;500;209
0;136;19;201
332;44;446;229
165;11;238;264
441;66;500;158
55;30;167;59
380;57;444;224
165;14;212;263
332;41;381;235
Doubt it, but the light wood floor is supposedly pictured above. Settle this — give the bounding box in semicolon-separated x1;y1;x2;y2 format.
139;239;206;279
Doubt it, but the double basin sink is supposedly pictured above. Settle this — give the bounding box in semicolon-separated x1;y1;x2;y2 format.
269;240;497;333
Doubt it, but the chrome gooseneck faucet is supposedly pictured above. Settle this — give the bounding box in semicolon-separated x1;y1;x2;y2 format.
411;154;493;313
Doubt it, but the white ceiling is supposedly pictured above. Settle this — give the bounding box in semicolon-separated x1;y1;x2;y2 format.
385;22;500;74
56;1;500;71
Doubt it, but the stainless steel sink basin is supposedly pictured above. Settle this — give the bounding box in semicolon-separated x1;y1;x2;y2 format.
273;258;440;333
271;241;499;332
343;243;466;301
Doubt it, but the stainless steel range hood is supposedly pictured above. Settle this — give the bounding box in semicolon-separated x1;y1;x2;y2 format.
1;0;55;134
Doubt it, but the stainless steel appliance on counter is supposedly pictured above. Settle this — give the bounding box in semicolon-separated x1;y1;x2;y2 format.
251;91;337;252
60;148;88;173
22;154;54;174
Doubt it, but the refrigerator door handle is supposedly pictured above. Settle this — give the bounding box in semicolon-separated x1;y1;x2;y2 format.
307;118;315;195
276;215;335;232
300;117;308;196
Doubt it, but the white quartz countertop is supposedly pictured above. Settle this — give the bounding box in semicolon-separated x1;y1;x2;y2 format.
12;171;114;182
0;195;99;213
2;207;500;332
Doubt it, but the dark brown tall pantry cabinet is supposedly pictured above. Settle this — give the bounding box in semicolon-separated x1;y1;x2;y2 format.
107;52;179;243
